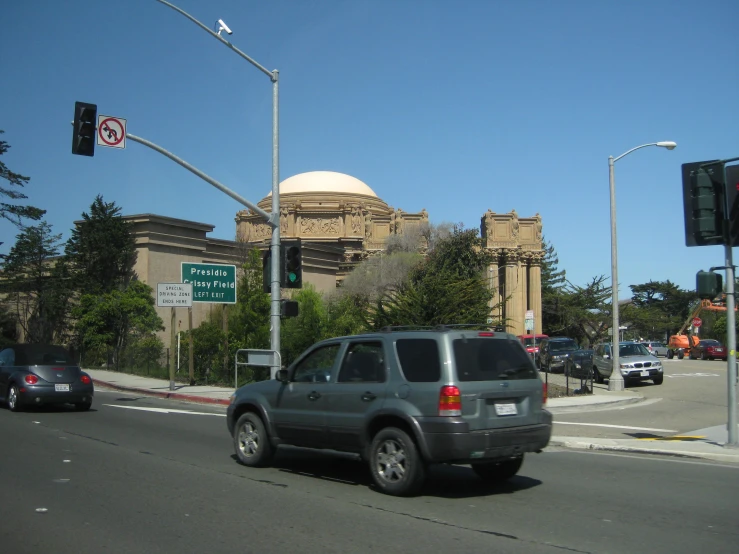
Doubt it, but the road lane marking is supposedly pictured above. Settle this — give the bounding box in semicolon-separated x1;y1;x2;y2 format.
664;373;720;378
103;404;226;417
638;436;706;441
554;421;677;433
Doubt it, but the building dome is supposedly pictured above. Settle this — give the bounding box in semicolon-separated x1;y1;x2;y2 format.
267;171;378;198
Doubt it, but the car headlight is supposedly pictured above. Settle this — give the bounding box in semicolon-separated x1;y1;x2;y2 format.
229;394;236;405
620;363;635;369
575;363;582;369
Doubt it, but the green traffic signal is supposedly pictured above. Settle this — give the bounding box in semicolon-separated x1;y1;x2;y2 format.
283;245;302;289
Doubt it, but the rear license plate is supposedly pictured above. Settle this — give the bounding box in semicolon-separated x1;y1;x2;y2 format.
495;403;517;416
55;384;70;392
640;371;649;377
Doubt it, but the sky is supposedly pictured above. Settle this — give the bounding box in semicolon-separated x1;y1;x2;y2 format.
1;0;737;298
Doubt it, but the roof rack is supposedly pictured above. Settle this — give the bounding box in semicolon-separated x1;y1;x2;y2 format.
378;325;435;332
433;324;506;332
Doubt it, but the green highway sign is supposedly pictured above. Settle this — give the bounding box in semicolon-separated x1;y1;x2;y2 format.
181;262;237;304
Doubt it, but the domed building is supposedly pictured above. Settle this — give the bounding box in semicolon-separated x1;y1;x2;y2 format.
235;171;429;288
118;170;544;352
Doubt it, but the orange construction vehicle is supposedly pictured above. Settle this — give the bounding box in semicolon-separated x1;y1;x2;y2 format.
667;299;731;359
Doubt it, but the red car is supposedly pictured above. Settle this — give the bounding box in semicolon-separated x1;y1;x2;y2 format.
689;339;727;361
517;334;549;356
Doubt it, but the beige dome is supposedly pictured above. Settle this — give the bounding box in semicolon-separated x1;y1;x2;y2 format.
267;171;378;197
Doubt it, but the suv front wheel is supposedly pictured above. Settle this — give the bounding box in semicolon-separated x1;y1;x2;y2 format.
233;412;274;468
472;455;524;483
369;427;426;496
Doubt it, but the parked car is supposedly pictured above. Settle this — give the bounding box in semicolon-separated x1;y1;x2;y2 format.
0;344;94;411
516;334;549;356
592;342;663;386
641;341;668;357
227;326;552;496
689;339;728;361
537;337;579;373
564;349;594;380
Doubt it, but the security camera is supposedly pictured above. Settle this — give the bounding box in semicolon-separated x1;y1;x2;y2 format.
217;19;232;36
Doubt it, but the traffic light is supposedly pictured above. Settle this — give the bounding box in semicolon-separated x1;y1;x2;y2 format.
72;101;97;157
262;250;271;293
726;164;739;247
283;244;302;289
696;270;723;300
682;160;725;247
280;299;299;318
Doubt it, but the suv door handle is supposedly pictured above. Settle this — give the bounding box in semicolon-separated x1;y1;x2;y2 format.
361;392;377;402
307;391;321;401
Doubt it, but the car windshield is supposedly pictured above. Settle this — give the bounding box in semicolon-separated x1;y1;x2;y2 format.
619;343;649;357
550;340;577;352
701;340;721;346
522;337;544;347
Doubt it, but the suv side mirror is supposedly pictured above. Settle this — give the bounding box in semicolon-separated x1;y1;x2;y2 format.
276;369;288;383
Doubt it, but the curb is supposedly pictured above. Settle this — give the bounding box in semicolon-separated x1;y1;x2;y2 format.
92;379;231;406
549;437;739;464
547;395;644;413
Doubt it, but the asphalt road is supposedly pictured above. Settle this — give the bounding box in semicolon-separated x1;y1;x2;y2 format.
2;388;738;554
553;357;736;439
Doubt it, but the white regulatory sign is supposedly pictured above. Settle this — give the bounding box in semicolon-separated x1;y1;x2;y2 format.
97;115;126;149
157;283;193;307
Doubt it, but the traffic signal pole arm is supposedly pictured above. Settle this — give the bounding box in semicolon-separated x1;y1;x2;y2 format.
125;133;275;224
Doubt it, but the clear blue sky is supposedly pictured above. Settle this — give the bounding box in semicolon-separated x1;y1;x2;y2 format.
2;0;737;296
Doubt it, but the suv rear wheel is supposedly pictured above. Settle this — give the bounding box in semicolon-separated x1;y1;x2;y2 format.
472;455;524;483
369;427;426;496
233;412;274;468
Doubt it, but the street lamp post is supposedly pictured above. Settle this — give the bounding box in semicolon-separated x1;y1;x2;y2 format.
608;141;676;391
154;1;282;378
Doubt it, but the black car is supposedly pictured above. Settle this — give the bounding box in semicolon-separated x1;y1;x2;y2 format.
0;344;94;412
537;337;580;373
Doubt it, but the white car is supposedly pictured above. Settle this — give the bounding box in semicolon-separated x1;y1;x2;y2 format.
641;341;668;357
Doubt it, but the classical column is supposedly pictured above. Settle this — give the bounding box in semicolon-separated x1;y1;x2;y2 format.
518;253;528;320
504;249;522;335
529;252;543;335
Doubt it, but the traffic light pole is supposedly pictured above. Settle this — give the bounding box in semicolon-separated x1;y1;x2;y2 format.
723;248;737;447
154;0;282;380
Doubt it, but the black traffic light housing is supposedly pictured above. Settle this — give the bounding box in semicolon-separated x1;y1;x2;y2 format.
262;250;272;293
72;101;97;157
726;164;739;247
280;299;299;318
696;270;723;300
283;244;302;289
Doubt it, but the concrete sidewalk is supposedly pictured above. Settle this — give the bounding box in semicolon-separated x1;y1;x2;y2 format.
85;368;739;464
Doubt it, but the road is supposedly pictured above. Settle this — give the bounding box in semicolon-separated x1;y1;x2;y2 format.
553;357;735;439
2;388;738;554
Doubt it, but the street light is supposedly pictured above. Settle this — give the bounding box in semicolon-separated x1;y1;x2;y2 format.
155;0;283;379
608;141;676;391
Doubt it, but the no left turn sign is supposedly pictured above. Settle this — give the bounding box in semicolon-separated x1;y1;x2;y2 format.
97;115;126;149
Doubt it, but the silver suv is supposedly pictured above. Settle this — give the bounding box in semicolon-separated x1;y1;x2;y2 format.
227;326;552;496
593;341;664;386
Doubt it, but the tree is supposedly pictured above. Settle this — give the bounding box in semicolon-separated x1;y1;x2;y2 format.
540;236;567;334
74;280;163;369
0;130;45;228
280;285;326;366
622;280;696;341
557;276;612;346
64;195;137;295
371;225;495;328
228;248;270;351
0;222;71;343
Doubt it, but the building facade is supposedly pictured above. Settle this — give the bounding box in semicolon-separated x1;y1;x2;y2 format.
121;171;543;347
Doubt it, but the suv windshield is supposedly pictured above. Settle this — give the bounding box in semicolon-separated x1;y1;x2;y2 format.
453;338;537;381
619;343;649;357
550;340;577;352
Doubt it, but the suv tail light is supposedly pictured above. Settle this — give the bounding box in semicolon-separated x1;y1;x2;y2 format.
24;374;39;385
542;382;547;405
80;375;91;384
439;385;462;416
